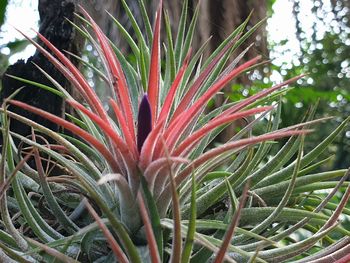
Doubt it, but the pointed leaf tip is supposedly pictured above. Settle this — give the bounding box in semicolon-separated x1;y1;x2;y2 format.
137;94;153;153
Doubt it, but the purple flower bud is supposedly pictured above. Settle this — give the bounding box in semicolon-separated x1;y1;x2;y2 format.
137;94;152;153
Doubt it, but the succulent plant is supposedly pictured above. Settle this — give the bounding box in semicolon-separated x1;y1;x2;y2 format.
0;0;349;262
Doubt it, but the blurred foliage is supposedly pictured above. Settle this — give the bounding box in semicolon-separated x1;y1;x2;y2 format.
0;39;29;71
279;0;350;170
267;0;277;16
0;0;7;25
230;0;350;170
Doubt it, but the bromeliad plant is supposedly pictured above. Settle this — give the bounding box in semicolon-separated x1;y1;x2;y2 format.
1;0;350;262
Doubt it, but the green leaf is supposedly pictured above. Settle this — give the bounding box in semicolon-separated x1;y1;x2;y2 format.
0;0;8;26
0;242;32;263
137;0;153;45
5;75;64;97
120;0;148;54
163;10;176;99
179;2;199;66
140;175;163;260
255;117;350;189
27;238;80;263
174;0;188;69
33;146;79;234
181;174;196;263
225;178;239;216
236;137;305;245
108;12;140;58
257;223;339;261
4;131;62;242
254;169;347;199
184;149;253;218
162;219;263;263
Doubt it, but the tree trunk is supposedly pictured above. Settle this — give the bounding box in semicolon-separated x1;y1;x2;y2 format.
1;0;81;144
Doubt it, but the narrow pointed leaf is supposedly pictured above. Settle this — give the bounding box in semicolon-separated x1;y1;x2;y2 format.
137;193;161;263
172;37;239;121
110;98;138;158
173;106;273;156
148;1;162;125
160;129;312;205
181;174;196;263
139;119;165;169
8;100;120;172
165;56;262;152
158;49;191;123
213;181;250;263
33;30;109;122
174;0;188;69
139;175;163;261
84;199;129;263
79;7;136;142
32;133;79;234
167;152;182;263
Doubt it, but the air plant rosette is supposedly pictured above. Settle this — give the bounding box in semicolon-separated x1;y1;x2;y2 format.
0;0;349;262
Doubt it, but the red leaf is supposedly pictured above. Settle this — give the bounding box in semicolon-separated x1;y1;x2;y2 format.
171;35;240;121
139;120;165;170
84;199;129;263
110;99;138;158
222;74;305;116
213;181;250;263
173;106;273;156
8;100;121;172
15;29;101;116
67;99;137;170
164;56;261;153
35;31;110;123
148;0;162;126
158;49;192;125
137;194;161;263
144;157;189;191
79;7;136;143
